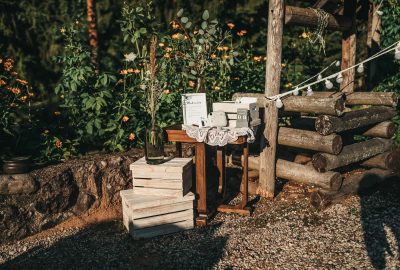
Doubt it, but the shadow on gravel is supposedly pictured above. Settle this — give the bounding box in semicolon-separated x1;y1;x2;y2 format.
1;221;227;270
360;175;400;270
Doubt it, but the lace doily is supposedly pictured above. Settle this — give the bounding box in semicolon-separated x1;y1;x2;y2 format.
182;125;255;146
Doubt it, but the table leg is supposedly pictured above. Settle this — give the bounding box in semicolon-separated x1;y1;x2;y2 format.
241;142;249;209
216;146;225;195
176;142;182;157
195;142;207;226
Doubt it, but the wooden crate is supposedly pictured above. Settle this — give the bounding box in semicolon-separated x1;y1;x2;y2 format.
120;189;195;239
130;157;193;197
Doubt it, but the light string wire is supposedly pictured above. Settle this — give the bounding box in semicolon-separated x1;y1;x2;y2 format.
266;39;400;101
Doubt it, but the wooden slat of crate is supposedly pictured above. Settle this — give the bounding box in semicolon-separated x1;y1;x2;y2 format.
132;164;192;182
132;187;185;197
227;112;260;120
213;102;258;113
132;200;193;219
130;157;192;174
132;209;193;229
132;219;194;239
120;190;195;210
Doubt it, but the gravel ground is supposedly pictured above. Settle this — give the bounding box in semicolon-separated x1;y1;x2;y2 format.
0;177;399;270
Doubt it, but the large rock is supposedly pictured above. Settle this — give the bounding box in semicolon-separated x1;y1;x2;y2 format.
0;149;143;244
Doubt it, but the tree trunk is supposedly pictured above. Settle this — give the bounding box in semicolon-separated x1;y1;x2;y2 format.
315;106;396;135
86;0;99;73
361;121;396;138
360;150;400;172
259;0;284;198
312;138;392;172
278;127;342;154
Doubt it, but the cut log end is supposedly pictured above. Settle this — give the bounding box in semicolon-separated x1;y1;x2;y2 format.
332;135;343;155
334;98;345;116
312;153;328;173
330;172;343;191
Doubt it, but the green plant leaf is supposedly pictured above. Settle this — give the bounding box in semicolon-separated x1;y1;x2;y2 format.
201;21;207;30
177;9;183;17
202;10;209;20
185;22;192;29
181;17;188;23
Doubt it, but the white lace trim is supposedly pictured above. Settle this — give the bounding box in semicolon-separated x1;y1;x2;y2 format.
182;125;255;146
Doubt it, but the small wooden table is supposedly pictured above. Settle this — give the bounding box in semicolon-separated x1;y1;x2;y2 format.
165;124;250;226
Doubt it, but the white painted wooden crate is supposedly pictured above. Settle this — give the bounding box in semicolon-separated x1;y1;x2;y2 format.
120;189;195;239
130;157;193;197
212;101;258;114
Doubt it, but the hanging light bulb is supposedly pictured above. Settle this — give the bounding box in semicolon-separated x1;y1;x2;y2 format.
317;74;323;80
275;98;283;108
306;86;313;96
336;73;343;84
357;63;364;73
293;87;300;96
325;79;333;89
335;60;341;67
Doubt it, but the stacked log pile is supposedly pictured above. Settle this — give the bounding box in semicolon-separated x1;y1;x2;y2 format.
233;91;398;193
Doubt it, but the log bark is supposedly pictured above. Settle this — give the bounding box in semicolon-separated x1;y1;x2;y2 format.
278;127;342;154
285;6;352;31
244;157;342;191
277;159;342;191
282;95;345;116
259;0;285;198
341;168;395;194
315;106;396;135
362;121;396;138
311;92;398;106
361;150;400;172
290;116;316;131
312;138;392;172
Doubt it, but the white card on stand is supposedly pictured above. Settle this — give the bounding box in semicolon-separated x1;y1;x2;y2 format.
182;93;208;126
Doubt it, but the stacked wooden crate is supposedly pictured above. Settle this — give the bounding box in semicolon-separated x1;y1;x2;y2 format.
213;101;261;128
120;157;194;239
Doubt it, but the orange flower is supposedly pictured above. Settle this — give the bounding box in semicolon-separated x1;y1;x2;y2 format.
0;79;6;86
222;46;229;51
237;30;247;37
165;47;173;52
227;22;235;29
0;58;3;64
164;53;171;58
122;115;129;122
217;46;224;51
20;95;28;101
11;72;17;76
133;69;140;74
16;78;28;85
210;54;217;59
213;86;220;91
170;21;179;29
128;132;135;141
163;89;170;95
120;69;129;75
223;55;230;59
55;140;63;149
54;111;61;116
253;56;262;62
300;31;309;39
159;42;165;47
7;86;21;95
3;59;13;71
188;80;195;88
171;33;182;40
44;129;49;134
28;92;35;97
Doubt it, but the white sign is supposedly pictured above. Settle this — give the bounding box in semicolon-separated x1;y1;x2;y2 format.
182;93;208;126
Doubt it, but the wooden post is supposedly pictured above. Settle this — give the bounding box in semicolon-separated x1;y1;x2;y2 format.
340;0;357;92
367;1;381;90
258;0;285;198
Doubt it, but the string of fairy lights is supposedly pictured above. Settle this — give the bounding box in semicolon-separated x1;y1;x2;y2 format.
267;40;400;108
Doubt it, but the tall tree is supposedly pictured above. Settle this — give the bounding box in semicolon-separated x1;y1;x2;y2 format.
86;0;99;72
